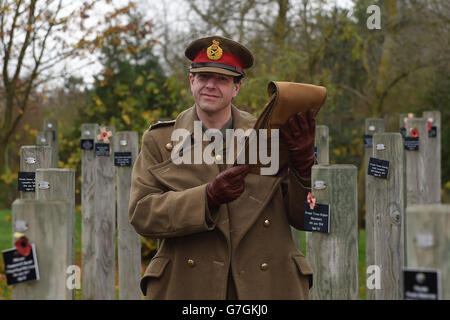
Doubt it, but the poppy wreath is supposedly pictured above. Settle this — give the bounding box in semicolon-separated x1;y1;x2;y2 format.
14;236;32;257
307;192;316;210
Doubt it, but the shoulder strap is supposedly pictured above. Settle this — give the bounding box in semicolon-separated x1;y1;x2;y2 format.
148;120;176;131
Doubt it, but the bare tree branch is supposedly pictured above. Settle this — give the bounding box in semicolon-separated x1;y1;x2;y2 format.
187;0;232;37
12;0;37;93
336;83;373;107
3;0;24;91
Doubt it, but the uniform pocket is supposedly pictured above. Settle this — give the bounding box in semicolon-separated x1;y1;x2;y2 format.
292;255;313;288
140;256;171;295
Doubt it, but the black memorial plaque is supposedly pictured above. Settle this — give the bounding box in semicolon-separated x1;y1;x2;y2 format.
80;139;94;150
314;146;318;161
303;202;330;233
18;172;36;192
114;152;132;167
95;143;110;156
400;127;407;138
364;134;373;148
428;126;437;138
404;269;440;300
367;157;390;179
2;244;40;285
404;137;419;151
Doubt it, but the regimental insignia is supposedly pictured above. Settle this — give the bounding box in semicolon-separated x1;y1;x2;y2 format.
207;40;223;61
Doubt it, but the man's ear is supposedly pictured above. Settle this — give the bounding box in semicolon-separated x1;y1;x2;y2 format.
189;73;195;92
233;80;242;97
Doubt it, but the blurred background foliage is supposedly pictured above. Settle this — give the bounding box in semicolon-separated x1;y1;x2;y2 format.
1;0;449;227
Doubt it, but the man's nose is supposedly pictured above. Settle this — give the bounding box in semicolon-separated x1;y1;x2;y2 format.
205;77;217;88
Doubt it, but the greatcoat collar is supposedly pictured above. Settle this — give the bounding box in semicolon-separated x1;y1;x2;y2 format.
173;104;255;134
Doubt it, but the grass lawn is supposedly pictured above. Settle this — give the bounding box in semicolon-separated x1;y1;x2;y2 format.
358;229;367;299
0;209;12;299
1;207;368;300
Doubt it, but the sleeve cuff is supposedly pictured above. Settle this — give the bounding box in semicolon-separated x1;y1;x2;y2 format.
205;194;220;229
291;167;312;191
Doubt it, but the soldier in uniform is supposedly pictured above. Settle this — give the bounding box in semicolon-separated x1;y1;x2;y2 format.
129;35;316;299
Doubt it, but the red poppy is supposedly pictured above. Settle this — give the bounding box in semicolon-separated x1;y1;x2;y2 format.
14;236;32;257
307;192;316;210
97;127;113;143
411;128;419;138
427;120;432;132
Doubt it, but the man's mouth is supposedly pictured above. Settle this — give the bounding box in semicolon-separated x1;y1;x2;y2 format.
201;93;220;98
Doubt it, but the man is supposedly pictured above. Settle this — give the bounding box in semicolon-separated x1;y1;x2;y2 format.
129;36;316;300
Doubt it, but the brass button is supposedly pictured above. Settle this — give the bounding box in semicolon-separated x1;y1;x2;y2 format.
263;219;270;227
215;154;222;162
187;259;195;267
260;263;269;271
165;143;173;151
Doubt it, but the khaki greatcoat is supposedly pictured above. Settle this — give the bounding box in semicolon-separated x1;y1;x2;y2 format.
129;104;313;300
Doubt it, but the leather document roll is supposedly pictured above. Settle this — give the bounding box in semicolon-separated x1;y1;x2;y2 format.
235;81;327;175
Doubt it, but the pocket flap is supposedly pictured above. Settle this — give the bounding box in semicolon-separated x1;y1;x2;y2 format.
292;255;313;288
145;256;170;277
140;256;170;295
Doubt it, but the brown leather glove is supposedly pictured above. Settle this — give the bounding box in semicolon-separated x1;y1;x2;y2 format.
206;165;250;211
280;109;315;177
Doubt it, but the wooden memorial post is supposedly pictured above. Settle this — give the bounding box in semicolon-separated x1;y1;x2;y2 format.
406;204;450;299
12;199;72;299
80;123;98;299
315;125;329;165
114;131;141;300
366;133;405;299
364;119;384;300
422;111;441;204
399;113;415;132
404;118;429;205
36;131;54;149
307;164;359;300
93;125;116;299
43;119;59;168
35;168;76;299
19;146;52;199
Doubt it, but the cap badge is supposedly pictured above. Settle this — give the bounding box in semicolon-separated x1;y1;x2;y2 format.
207;40;223;61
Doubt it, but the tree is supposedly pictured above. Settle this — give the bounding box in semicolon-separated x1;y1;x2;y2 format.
0;0;137;177
76;7;182;133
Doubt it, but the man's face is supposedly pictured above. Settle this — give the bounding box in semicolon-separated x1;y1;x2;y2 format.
189;72;242;115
